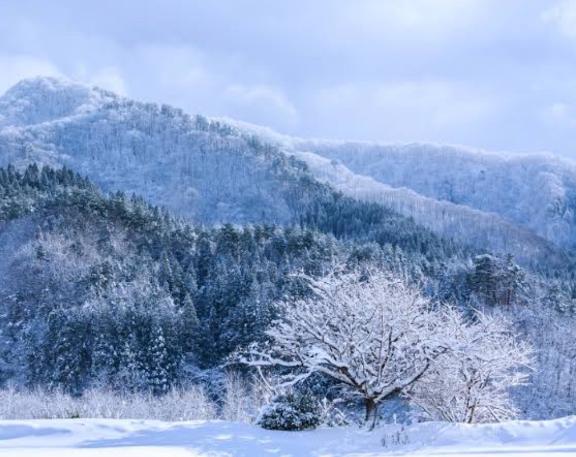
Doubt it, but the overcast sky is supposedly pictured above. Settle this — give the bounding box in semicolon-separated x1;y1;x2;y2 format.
1;0;576;157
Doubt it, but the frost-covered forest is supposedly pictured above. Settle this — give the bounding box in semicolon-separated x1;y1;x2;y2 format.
1;78;576;428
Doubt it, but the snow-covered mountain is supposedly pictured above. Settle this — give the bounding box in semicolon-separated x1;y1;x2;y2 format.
0;77;572;265
298;141;576;251
0;77;321;225
289;150;564;265
222;120;570;265
0;77;116;127
2;78;576;419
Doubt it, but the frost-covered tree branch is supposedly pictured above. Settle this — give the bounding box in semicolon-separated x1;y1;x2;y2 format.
241;272;449;428
242;272;534;427
407;309;533;423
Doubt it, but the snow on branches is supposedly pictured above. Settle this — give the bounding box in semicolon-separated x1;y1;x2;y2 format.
242;272;447;427
407;310;533;423
241;272;533;427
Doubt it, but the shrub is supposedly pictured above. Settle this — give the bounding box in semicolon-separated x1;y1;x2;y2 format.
0;386;216;420
257;392;321;431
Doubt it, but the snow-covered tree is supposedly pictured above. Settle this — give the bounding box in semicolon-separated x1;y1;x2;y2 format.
468;254;526;307
147;324;171;396
242;273;450;428
407;310;533;423
257;391;322;431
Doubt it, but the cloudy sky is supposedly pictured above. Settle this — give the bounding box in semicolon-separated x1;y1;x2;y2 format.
1;0;576;157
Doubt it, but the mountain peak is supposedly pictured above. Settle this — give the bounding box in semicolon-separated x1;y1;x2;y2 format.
6;75;80;93
0;76;117;127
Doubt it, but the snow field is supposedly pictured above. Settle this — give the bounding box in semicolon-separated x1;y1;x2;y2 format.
0;416;575;456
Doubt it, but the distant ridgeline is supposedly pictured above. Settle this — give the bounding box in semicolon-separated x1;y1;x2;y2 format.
0;164;573;419
0;77;571;270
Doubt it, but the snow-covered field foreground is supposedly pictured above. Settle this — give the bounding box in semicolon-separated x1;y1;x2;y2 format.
0;417;575;457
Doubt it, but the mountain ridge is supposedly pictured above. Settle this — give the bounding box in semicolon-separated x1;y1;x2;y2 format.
220;118;573;265
0;76;573;266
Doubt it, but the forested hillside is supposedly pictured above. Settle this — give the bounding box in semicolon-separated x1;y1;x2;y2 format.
0;77;572;270
0;164;574;419
299;141;576;250
0;164;463;394
216;120;575;267
1;78;576;422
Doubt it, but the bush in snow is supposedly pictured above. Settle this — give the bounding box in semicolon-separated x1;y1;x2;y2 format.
0;386;216;420
318;397;349;427
221;371;271;423
381;424;410;448
257;392;321;431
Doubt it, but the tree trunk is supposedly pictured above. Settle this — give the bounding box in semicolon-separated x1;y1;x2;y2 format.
364;398;379;430
466;404;477;424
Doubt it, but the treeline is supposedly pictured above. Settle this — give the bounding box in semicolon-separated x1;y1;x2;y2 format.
0;164;408;394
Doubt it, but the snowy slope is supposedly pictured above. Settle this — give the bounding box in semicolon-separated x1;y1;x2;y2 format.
288;150;566;265
0;417;575;456
0;77;574;262
0;77;115;127
0;77;319;225
300;141;576;250
222;119;569;265
219;117;576;254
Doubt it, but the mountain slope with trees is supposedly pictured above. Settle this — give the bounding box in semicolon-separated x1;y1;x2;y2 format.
0;164;573;420
0;77;572;270
0;164;465;394
298;140;576;250
1;79;576;422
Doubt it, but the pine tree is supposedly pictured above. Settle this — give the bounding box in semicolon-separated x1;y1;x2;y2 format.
180;293;200;352
116;337;143;393
469;255;498;305
147;324;171;395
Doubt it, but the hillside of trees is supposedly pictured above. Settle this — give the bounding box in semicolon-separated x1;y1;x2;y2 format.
0;164;574;420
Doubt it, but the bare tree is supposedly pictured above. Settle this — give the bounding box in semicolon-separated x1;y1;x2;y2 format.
407;309;533;423
221;371;271;423
242;273;449;428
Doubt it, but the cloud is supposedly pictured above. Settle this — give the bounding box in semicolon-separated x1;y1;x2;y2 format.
131;45;210;89
307;80;497;142
544;102;576;127
334;0;486;38
86;67;127;95
1;1;576;157
0;54;62;93
224;84;299;128
71;65;127;95
543;0;576;39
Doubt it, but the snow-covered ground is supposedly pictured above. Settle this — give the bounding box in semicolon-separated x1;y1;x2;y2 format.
0;417;575;457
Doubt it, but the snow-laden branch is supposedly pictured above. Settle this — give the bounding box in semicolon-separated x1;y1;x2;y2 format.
241;272;451;427
240;272;533;427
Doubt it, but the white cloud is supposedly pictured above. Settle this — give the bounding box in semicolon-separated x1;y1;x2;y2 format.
309;80;496;141
543;0;576;39
133;45;210;89
113;44;301;131
0;54;62;93
544;102;576;127
1;1;576;156
224;84;299;127
332;0;487;41
87;67;127;95
72;64;128;95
